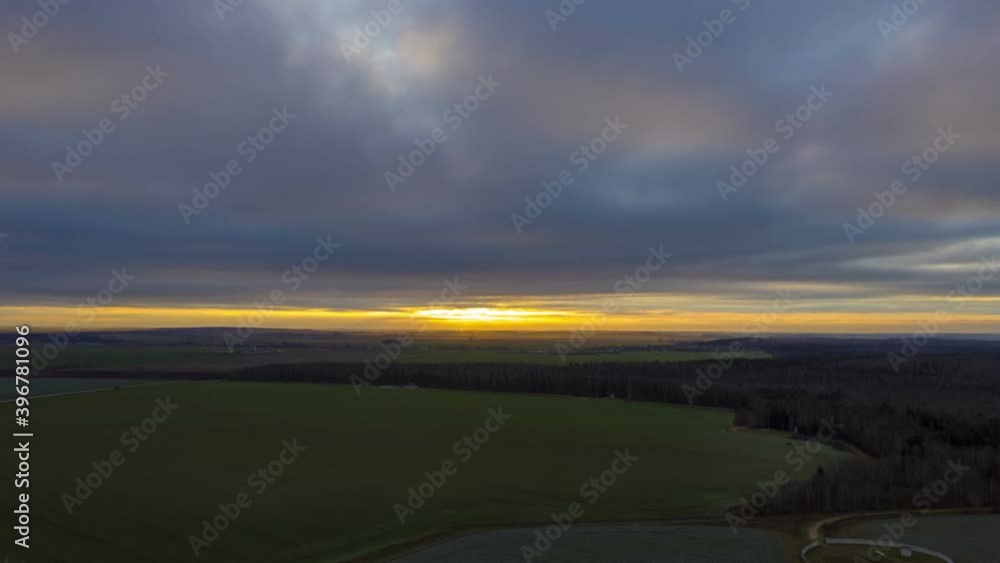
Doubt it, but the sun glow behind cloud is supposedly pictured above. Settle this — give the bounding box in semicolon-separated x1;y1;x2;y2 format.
413;307;567;323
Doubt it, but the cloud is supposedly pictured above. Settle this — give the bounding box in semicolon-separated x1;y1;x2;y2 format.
0;0;998;329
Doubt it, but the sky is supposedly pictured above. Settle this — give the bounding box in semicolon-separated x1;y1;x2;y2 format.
1;0;999;333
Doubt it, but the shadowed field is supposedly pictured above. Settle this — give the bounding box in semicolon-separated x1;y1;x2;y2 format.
5;381;846;562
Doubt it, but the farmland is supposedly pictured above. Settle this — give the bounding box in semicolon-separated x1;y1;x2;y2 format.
3;335;770;374
4;381;846;562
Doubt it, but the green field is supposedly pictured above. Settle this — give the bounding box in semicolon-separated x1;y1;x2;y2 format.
6;382;846;562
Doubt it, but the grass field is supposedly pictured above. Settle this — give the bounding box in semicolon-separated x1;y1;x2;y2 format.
5;382;846;562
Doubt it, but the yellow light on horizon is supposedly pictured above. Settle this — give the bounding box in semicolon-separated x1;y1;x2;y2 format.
412;307;571;324
2;302;1000;334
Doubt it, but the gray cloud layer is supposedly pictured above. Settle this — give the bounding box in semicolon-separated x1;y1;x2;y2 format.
1;0;998;311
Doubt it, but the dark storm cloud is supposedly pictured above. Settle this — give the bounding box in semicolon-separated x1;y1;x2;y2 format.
1;0;998;308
